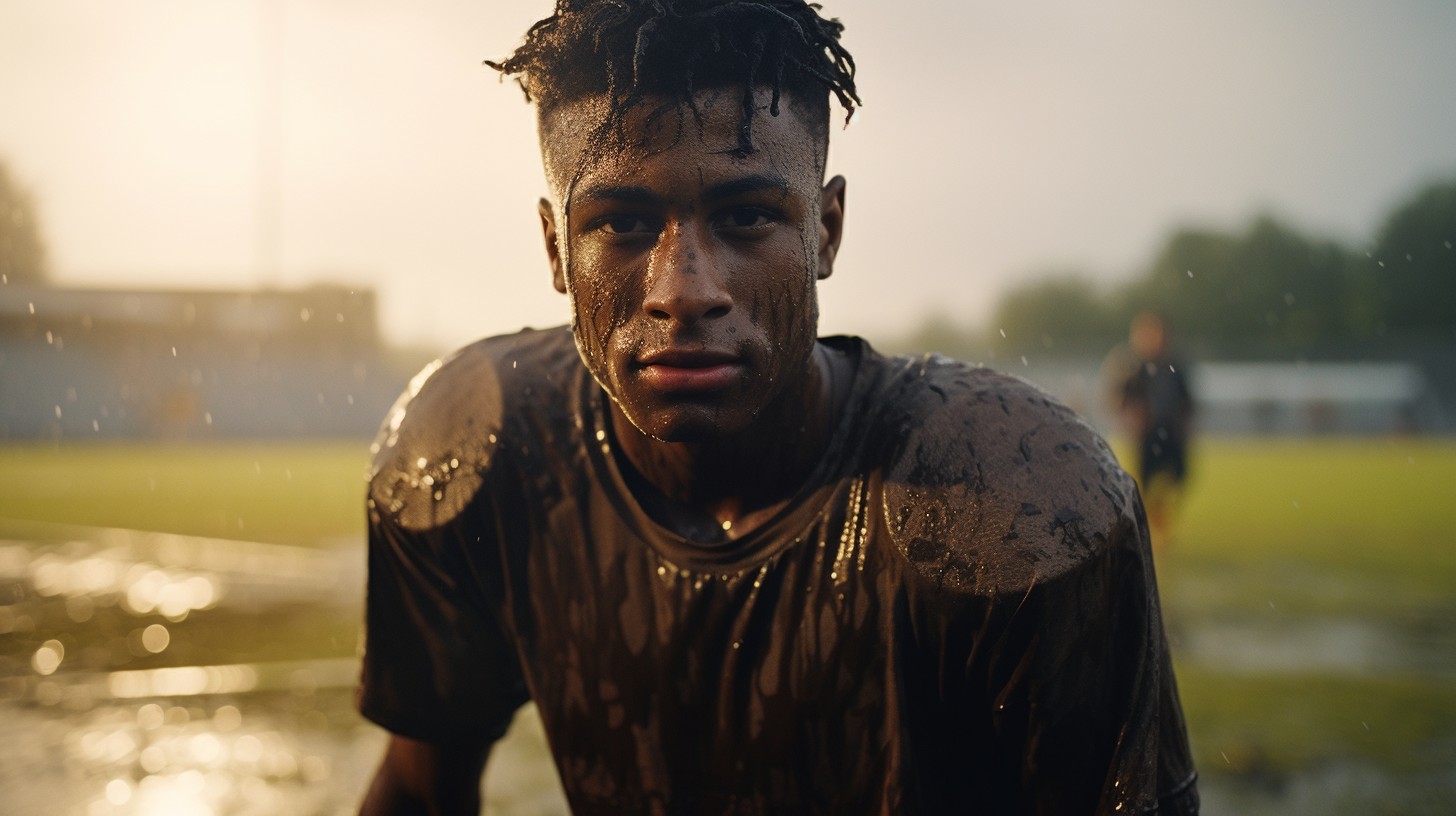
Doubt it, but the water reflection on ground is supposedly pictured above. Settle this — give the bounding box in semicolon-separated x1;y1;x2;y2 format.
0;519;567;816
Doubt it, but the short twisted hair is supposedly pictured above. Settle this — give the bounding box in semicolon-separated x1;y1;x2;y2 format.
486;0;860;154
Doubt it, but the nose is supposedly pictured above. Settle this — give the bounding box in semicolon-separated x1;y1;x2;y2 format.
642;223;732;326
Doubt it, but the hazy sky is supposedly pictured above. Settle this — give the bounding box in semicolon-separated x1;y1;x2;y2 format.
2;1;1454;349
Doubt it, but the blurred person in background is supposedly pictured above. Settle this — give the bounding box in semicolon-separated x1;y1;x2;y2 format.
356;2;1197;814
1105;312;1195;551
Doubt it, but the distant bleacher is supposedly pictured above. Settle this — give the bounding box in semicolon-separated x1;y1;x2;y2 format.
0;284;415;439
979;355;1448;437
1190;362;1441;436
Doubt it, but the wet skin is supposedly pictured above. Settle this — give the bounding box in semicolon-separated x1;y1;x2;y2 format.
538;88;848;541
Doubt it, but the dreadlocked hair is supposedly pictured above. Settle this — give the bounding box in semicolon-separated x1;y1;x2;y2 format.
485;0;859;155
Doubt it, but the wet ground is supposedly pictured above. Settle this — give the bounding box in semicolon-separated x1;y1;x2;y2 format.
2;516;1453;814
0;518;568;816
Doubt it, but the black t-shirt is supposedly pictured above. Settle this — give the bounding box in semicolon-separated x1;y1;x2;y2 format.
358;326;1198;815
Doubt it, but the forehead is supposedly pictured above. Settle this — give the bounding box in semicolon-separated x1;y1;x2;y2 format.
539;88;826;199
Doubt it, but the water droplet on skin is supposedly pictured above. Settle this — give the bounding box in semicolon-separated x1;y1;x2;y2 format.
417;457;428;469
721;520;732;531
596;429;606;441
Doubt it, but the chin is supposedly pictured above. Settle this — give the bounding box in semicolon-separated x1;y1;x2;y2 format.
628;402;753;444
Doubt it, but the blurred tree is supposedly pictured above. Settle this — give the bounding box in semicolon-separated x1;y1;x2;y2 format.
900;177;1456;361
988;275;1122;356
0;160;49;287
894;312;984;362
1371;181;1456;338
0;158;49;285
1128;216;1359;354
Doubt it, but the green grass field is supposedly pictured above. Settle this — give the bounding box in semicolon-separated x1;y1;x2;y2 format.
2;437;1455;804
0;440;371;547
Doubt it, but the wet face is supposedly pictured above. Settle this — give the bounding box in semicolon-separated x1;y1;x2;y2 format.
538;88;846;443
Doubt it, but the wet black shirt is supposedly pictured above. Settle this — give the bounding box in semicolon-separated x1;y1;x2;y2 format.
358;327;1198;815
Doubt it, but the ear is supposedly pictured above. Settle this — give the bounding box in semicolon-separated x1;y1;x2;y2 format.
539;197;566;294
817;175;847;281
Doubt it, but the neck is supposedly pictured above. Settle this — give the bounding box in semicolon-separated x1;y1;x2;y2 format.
609;342;847;543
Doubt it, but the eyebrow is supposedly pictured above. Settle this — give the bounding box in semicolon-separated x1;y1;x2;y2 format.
576;185;662;206
702;174;789;202
575;174;789;207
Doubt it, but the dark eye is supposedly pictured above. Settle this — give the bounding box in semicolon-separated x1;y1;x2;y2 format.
721;208;773;229
601;216;652;235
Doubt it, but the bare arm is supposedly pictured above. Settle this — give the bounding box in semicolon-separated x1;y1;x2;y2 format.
359;734;493;816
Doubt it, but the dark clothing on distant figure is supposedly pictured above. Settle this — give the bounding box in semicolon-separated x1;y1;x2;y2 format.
1123;359;1194;484
358;326;1199;816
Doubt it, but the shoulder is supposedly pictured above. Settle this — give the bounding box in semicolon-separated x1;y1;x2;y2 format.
367;326;581;531
867;352;1141;596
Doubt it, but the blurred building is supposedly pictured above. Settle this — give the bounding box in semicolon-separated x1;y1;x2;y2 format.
1190;362;1440;436
983;356;1447;437
0;284;416;439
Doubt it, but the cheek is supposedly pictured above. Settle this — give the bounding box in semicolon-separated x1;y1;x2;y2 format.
565;252;646;374
742;256;819;376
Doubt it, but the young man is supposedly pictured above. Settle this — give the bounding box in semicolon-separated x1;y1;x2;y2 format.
358;2;1198;814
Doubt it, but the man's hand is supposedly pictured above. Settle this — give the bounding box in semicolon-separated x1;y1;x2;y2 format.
359;734;493;816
